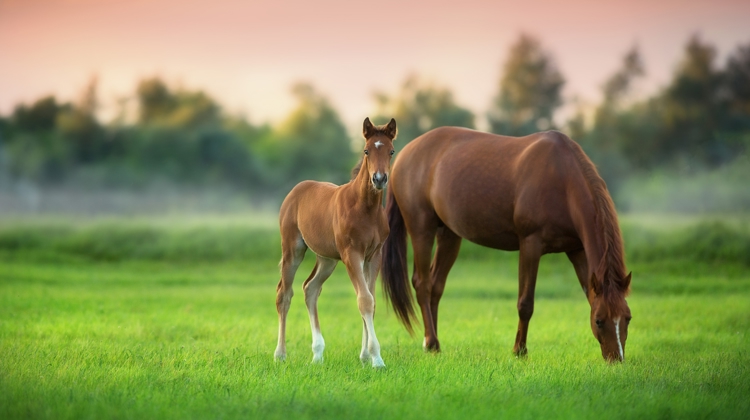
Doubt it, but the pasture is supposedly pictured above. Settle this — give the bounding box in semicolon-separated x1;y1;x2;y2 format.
1;215;749;419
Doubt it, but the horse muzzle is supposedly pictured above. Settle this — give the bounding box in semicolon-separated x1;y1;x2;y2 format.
372;172;388;190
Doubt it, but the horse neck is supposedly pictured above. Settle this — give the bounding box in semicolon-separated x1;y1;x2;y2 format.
564;140;627;299
578;186;627;303
345;158;383;209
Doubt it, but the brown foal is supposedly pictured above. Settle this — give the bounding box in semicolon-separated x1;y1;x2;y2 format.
274;117;397;367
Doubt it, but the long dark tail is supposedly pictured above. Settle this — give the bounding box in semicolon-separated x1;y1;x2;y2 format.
381;187;417;334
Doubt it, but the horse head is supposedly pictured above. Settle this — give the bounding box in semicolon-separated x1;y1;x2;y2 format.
588;271;632;362
362;117;397;190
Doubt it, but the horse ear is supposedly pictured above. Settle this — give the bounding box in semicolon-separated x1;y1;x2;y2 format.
385;118;398;140
622;271;632;292
363;117;375;139
590;272;601;295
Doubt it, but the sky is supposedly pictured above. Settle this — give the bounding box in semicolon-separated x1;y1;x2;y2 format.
1;0;750;132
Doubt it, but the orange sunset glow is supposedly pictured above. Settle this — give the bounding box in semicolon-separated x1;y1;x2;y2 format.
2;0;750;129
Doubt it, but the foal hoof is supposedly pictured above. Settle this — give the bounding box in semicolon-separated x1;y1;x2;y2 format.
274;353;286;362
371;357;386;369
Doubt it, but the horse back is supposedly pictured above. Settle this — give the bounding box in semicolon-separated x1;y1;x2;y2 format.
279;180;340;259
392;127;595;253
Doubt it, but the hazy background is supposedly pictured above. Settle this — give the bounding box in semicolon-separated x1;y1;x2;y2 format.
1;0;749;214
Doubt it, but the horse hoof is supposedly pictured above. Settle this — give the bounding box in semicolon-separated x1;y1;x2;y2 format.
371;356;386;368
311;355;324;364
513;347;528;358
274;353;286;362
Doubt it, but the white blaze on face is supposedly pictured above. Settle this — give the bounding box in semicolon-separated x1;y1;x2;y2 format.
374;140;383;149
614;317;624;360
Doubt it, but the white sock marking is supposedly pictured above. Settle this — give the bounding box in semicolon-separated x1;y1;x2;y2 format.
374;140;383;148
614;318;624;360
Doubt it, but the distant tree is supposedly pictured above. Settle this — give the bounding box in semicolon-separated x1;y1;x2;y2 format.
488;34;565;136
660;35;727;166
268;82;354;187
56;76;105;164
12;96;67;132
373;74;474;151
136;77;221;128
723;42;750;125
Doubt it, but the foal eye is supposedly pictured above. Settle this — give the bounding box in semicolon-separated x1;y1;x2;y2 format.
626;317;632;324
364;150;369;155
390;149;395;156
595;319;604;328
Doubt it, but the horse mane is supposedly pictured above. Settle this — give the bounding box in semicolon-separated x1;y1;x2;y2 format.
350;157;364;180
563;136;630;311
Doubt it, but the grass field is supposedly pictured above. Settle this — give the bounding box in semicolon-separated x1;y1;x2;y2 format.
1;215;749;419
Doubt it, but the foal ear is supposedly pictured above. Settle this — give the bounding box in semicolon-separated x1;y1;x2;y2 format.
363;117;375;139
385;118;398;140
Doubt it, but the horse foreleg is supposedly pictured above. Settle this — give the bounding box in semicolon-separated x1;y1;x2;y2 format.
274;235;307;361
566;249;590;296
344;253;385;368
429;227;461;343
359;252;381;364
303;256;338;363
514;236;542;357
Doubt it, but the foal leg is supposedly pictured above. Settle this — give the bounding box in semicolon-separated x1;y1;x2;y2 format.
344;252;385;368
566;249;590;296
513;235;542;357
359;251;382;364
303;256;338;363
274;233;307;361
429;227;462;344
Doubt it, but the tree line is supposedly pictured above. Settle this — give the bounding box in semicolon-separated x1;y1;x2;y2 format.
1;34;749;204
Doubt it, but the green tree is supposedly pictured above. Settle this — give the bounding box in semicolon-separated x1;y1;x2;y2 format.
136;77;221;128
488;34;565;136
267;82;354;188
373;74;474;151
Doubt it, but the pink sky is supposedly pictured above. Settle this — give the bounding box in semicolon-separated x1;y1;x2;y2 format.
1;0;749;131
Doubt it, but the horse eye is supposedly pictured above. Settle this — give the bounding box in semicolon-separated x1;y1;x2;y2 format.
364;150;369;155
626;317;632;324
595;319;604;328
390;149;395;156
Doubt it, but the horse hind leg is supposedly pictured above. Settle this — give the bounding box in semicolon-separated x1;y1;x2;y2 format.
411;227;439;351
274;233;307;361
303;256;338;363
429;226;462;345
514;235;543;357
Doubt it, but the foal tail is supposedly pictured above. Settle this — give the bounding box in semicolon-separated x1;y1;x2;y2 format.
381;187;417;335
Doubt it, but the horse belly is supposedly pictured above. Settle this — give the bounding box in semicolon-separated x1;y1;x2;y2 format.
433;190;520;251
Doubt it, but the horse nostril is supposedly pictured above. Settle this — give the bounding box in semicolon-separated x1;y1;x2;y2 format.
382;174;388;183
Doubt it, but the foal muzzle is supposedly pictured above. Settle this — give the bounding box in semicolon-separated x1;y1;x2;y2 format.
372;172;388;190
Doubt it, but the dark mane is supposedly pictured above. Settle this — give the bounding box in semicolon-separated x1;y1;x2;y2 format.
351;156;364;180
564;137;629;311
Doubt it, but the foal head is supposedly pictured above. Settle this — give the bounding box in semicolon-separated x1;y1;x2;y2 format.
361;117;397;190
588;271;632;362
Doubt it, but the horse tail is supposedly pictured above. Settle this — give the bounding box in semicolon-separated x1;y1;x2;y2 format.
381;187;417;335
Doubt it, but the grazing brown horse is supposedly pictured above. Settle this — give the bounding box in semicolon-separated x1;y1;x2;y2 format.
274;117;397;367
381;127;632;362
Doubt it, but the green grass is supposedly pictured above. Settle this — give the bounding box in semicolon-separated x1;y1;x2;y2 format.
1;215;749;419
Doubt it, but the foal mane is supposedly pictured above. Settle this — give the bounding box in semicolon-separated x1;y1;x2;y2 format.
351;157;364;180
564;136;630;310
